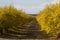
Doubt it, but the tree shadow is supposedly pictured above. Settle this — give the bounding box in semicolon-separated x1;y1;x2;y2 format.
0;30;50;39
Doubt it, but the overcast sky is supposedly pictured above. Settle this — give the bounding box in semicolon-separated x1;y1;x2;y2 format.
0;0;59;14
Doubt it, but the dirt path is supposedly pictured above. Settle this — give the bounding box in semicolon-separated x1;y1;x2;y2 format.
0;17;50;40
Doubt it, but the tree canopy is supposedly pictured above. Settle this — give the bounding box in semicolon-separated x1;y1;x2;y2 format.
36;3;60;36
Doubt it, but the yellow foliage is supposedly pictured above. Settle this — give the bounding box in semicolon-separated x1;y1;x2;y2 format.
0;6;33;33
36;3;60;36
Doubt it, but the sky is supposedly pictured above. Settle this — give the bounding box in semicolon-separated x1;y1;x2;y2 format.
0;0;59;14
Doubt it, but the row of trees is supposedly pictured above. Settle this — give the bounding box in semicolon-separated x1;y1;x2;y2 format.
36;3;60;37
0;6;33;34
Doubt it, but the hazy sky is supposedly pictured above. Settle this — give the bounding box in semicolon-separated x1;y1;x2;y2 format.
0;0;59;14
